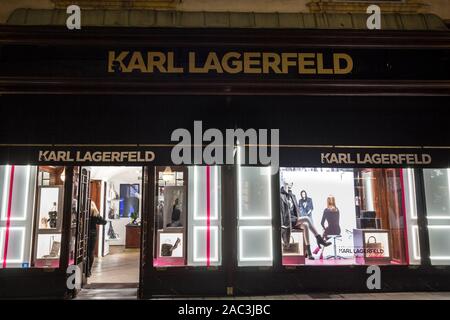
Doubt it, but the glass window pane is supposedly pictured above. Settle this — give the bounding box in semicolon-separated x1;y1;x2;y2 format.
0;165;37;269
428;226;450;263
424;169;450;218
423;169;450;265
237;166;273;267
238;167;272;220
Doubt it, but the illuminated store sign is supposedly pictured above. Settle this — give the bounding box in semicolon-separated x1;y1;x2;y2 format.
38;150;155;163
321;153;432;165
108;51;353;75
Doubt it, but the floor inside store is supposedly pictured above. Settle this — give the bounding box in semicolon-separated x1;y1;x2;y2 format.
88;246;140;286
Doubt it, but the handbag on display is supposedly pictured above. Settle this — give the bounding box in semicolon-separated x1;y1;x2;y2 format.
365;236;384;258
283;236;300;254
161;237;181;257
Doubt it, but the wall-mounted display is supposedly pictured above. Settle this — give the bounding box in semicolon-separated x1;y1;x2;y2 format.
164;186;185;228
158;233;183;258
38;187;61;230
119;184;140;218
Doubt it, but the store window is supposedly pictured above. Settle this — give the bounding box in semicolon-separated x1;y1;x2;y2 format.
0;165;65;269
279;168;410;266
237;166;273;267
154;166;222;267
423;169;450;265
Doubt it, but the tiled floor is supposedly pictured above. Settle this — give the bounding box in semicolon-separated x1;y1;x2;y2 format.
88;246;140;284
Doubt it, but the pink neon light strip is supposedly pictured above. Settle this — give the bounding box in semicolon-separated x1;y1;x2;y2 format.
206;166;211;267
399;168;410;265
2;165;15;268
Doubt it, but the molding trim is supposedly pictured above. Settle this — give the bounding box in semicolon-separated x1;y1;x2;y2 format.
307;0;429;14
51;0;179;10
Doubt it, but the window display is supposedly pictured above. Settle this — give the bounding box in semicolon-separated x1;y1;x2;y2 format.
154;166;222;267
33;167;65;268
279;168;410;266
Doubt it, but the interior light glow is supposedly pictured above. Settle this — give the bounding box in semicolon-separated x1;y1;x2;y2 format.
0;227;26;264
237;145;243;220
448;168;450;209
60;168;66;182
412;226;421;260
238;167;272;220
193;226;219;262
162;166;173;182
427;225;450;229
427;226;450;261
10;165;31;221
238;226;273;262
407;169;418;219
215;166;219;221
1;165;10;221
193;165;197;220
194;166;219;221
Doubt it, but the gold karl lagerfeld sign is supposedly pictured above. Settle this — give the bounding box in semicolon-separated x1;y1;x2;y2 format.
108;51;353;75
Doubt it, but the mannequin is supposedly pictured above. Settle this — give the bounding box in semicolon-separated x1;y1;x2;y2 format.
280;182;331;260
299;190;314;219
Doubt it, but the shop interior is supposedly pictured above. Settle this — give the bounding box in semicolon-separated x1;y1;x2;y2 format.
85;167;142;286
280;167;409;266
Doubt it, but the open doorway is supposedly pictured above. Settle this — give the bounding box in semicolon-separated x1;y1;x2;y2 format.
84;166;142;288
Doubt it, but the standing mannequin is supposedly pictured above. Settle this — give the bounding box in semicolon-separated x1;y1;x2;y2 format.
299;190;314;219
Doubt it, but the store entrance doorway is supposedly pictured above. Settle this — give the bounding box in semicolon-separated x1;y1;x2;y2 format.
81;166;143;289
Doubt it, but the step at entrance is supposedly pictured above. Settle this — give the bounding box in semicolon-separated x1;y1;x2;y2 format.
75;288;138;300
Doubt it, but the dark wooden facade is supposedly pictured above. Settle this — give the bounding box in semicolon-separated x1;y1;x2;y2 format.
0;25;449;299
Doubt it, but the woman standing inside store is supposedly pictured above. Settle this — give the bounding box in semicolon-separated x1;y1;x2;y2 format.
87;201;107;277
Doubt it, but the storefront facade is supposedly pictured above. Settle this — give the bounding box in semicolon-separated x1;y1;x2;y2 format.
0;19;450;299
